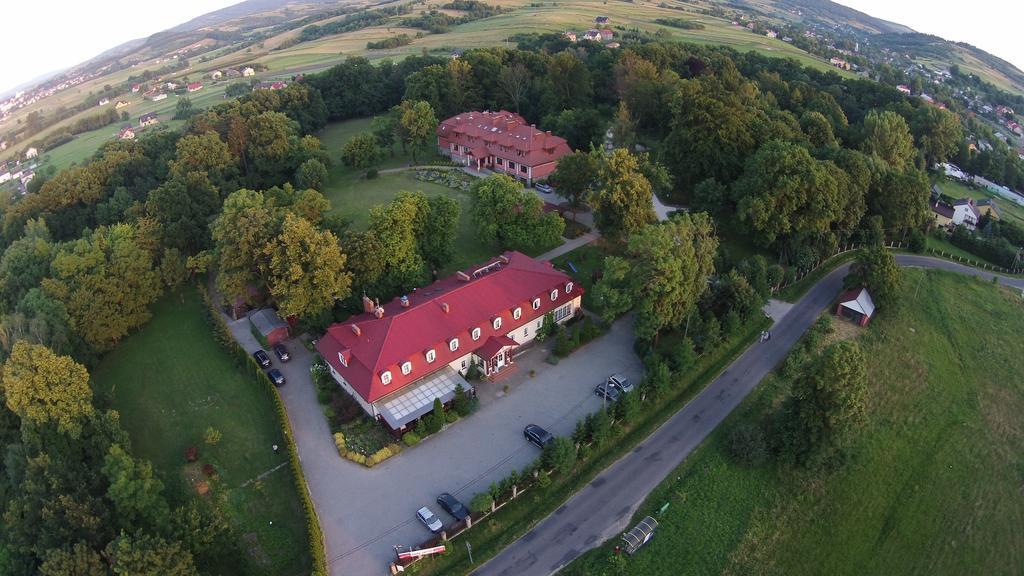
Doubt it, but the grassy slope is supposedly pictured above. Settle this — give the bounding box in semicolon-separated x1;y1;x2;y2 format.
565;269;1024;576
92;288;311;575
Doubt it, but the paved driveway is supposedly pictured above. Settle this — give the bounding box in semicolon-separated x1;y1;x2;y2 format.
227;314;642;575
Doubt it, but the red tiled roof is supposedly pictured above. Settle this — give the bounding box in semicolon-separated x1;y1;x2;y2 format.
477;335;518;359
316;252;581;403
437;110;573;168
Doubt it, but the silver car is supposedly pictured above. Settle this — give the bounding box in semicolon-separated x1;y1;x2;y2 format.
417;506;443;533
608;373;633;393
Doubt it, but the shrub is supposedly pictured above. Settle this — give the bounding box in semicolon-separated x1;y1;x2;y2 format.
204;427;222;446
909;228;926;253
589;409;612;447
536;471;552;488
553;333;573;357
426;398;445;434
543;437;577;475
185;446;199;462
445;410;460;424
453;383;471;416
367;446;396;466
617;390;641;424
727;422;768;466
470;492;493;514
365;168;379;179
202;463;217;477
666;337;696;373
333;432;347;456
415;418;428;437
465;363;483;381
402;432;421;447
345;452;366;465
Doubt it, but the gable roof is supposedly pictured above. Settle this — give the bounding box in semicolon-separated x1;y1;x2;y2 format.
139;112;158;122
931;201;954;219
249;308;287;336
316;252;579;403
437;110;572;168
838;287;875;318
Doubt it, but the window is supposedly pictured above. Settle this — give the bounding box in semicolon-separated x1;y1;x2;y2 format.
566;282;574;293
513;307;522;320
554;304;572;322
550;289;559;301
536;319;542;329
520;165;528;174
449;338;459;352
472;327;481;341
461;360;467;369
401;361;412;375
338;352;347;368
532;298;541;310
381;371;392;385
493;317;502;330
523;326;528;337
425;349;436;363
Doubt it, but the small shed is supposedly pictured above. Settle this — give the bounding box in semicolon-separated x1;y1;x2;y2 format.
621;516;658;555
249;308;290;345
836;287;875;327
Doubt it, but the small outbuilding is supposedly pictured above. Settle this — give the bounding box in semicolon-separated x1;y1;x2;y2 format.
621;516;658;555
835;287;875;327
249;308;290;345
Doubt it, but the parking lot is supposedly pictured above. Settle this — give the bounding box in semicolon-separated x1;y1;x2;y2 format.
227;314;642;575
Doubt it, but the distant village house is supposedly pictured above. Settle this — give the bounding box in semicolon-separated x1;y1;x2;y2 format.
139;112;159;127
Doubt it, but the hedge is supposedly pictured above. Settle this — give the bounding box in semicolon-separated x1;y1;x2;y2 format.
197;284;328;576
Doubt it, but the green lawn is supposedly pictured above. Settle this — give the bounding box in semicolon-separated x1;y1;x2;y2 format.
934;178;1024;226
92;287;311;575
551;242;609;313
565;269;1024;576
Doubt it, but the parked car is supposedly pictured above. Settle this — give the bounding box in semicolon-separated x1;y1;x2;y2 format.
608;373;633;394
268;369;286;387
417;506;444;533
273;343;290;362
523;424;554;448
253;349;272;368
534;183;554;194
437;493;470;521
595;381;621;402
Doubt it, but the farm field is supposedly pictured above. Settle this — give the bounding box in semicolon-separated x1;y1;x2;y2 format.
564;269;1024;576
92;287;312;576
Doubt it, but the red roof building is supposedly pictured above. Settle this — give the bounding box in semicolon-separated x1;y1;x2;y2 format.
316;252;583;430
187;82;203;92
437;110;572;185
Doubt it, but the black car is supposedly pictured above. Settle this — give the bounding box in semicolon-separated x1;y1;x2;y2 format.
268;368;286;387
273;343;290;362
524;424;554;448
436;492;470;521
253;349;272;368
594;381;621;402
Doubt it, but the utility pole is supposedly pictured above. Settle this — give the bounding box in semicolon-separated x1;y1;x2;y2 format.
467;542;474;564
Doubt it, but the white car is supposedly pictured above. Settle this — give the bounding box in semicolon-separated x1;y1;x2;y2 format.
417;506;443;533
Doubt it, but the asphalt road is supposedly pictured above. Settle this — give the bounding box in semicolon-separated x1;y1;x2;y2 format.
472;255;1024;576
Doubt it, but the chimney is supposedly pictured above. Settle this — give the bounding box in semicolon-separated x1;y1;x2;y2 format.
441;302;450;314
374;306;385;319
456;271;471;282
362;295;375;314
351;324;361;336
498;254;510;264
400;295;410;308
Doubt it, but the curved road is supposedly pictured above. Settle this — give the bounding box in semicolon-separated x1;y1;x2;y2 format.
473;255;1024;576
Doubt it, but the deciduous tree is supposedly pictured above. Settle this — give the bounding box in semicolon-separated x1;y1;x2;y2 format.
2;341;93;436
295;158;328;190
263;213;352;319
340;132;383;169
397;100;438;164
147;172;221;255
589;149;656;242
861;109;916;170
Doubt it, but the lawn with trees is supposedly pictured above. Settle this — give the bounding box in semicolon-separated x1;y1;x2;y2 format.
91;288;312;574
563;269;1024;576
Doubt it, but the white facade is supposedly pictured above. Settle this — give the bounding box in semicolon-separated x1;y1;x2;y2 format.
952;203;979;230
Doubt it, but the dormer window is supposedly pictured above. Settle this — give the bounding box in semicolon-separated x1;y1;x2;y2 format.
513;307;522;320
381;371;392;385
532;298;541;310
401;361;412;375
566;282;574;293
426;349;436;363
338;352;348;367
493;317;502;330
550;289;559;301
472;327;482;341
449;338;459;352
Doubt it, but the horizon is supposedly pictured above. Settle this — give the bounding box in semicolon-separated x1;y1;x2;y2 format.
2;0;1023;96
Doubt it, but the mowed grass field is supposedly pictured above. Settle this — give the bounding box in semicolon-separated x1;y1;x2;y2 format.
564;269;1024;576
92;288;312;575
318;117;502;273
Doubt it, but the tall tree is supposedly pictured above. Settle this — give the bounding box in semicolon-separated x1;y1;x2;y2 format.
102;444;170;532
2;341;93;437
295;158;328;190
470;175;564;253
849;244;902;309
370;113;398;155
549;151;598;211
861;109;916;170
104;532;197;576
589;149;656;242
263;213;352;319
398;100;438;164
0;218;53;310
42;224;162;352
911;106;963;167
146;171;221;255
497;63;531;114
419;194;460;271
340;132;383;169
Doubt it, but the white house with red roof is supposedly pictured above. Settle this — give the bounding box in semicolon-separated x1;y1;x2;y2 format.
316;252;583;431
187;82;203;93
437;110;572;185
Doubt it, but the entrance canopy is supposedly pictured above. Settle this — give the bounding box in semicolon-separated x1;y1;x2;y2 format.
838;287;875;318
375;367;473;430
477;335;518;360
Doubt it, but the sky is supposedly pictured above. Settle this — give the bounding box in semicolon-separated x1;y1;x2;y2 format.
834;0;1024;71
2;0;238;95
